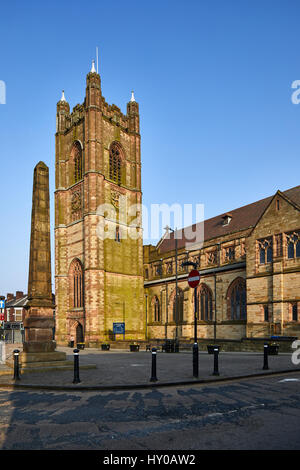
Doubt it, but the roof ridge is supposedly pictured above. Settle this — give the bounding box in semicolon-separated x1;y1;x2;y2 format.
157;183;300;253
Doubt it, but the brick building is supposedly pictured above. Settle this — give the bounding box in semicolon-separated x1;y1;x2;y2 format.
0;292;56;343
1;291;27;342
144;187;300;342
55;62;144;346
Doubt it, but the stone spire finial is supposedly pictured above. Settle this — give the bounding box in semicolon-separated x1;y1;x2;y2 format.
60;90;66;102
91;60;96;73
130;90;136;102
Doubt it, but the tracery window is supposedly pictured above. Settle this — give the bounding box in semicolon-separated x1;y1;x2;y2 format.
166;262;173;274
286;231;300;259
172;289;184;323
207;250;217;265
224;246;235;263
72;142;83;183
155;264;162;276
109;143;122;185
69;259;84;309
227;277;246;320
258;238;273;264
152;296;160;322
197;284;213;321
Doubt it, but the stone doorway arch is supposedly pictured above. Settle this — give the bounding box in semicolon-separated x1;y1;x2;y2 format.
70;321;84;345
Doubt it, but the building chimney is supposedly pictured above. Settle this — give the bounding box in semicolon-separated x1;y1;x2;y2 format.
6;293;14;301
15;291;24;299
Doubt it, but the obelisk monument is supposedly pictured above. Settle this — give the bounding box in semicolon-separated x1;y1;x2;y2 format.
20;161;66;364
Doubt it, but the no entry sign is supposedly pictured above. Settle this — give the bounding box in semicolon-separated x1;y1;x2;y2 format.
187;269;200;288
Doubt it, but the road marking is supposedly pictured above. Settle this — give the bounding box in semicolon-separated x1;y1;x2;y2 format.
206;403;265;419
278;378;300;382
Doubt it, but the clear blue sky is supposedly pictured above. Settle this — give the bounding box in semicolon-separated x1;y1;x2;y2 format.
1;0;300;295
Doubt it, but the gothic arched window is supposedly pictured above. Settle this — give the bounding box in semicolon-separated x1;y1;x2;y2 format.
152;296;160;322
109;143;123;185
69;259;84;309
286;232;300;259
258;238;273;264
172;289;184;324
227;277;246;320
197;284;213;321
71;141;83;184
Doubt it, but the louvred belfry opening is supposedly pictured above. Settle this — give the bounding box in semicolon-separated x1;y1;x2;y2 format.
109;143;122;185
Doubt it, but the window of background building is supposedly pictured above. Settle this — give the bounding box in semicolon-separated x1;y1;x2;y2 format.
15;308;22;321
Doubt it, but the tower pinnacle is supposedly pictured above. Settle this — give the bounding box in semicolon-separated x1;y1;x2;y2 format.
91;60;96;73
130;90;136;102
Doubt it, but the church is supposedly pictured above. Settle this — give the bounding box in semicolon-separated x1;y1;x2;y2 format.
55;61;144;346
54;62;300;347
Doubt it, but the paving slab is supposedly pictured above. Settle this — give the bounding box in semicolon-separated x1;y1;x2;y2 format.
0;345;299;390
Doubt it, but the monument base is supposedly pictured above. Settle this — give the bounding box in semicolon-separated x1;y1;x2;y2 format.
23;340;57;354
19;350;67;364
10;340;67;369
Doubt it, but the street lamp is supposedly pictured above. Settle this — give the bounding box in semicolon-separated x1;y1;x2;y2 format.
164;226;178;342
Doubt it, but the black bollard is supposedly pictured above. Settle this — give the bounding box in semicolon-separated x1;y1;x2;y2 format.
150;347;158;382
193;342;199;378
13;349;21;381
73;349;81;384
212;347;220;376
263;344;269;370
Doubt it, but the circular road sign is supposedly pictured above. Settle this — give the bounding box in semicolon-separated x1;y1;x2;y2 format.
187;269;200;288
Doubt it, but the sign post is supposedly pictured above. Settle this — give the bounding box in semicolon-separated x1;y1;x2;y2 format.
113;322;125;341
187;269;200;378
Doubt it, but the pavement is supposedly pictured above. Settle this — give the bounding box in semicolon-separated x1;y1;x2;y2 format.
0;344;300;391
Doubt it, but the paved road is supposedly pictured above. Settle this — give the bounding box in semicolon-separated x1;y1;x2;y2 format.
0;372;299;450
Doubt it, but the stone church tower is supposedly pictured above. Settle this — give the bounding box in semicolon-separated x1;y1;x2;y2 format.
54;61;144;346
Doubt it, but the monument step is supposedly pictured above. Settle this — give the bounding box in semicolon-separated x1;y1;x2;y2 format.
5;360;97;373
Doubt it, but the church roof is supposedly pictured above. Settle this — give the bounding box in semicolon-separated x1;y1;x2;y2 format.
158;185;300;253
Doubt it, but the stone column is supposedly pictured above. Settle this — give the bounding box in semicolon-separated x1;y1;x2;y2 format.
21;161;66;363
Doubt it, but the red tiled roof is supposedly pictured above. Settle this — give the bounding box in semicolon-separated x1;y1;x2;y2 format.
158;185;300;254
